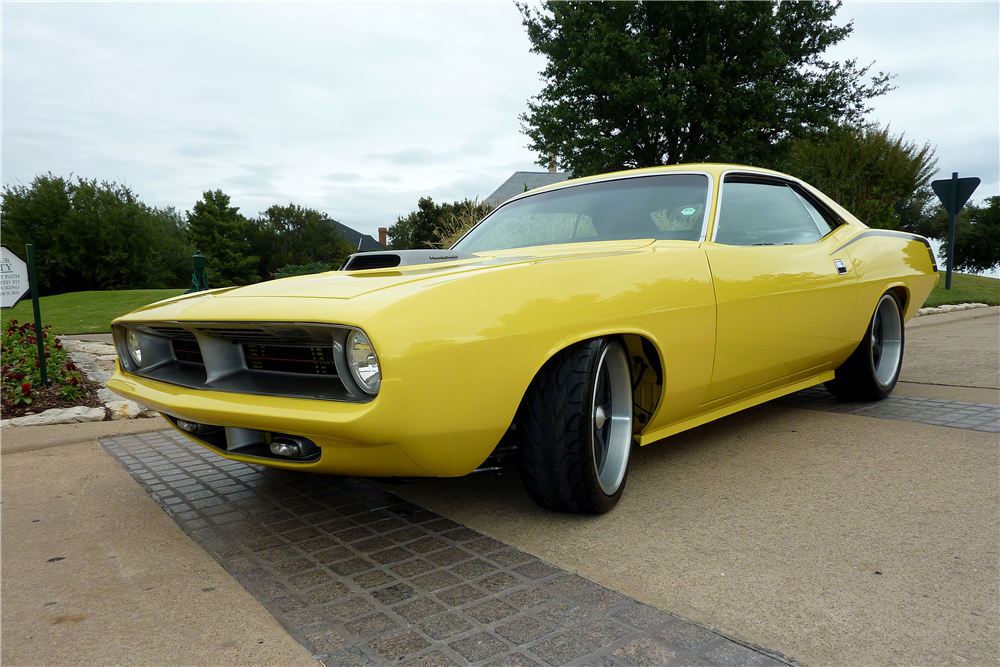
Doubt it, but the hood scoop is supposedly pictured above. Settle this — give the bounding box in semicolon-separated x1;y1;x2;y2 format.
341;249;479;271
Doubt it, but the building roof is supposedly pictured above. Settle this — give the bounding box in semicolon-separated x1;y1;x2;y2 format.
484;171;573;207
328;220;384;252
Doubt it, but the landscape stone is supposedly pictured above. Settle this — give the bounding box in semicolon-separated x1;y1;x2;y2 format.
107;400;141;420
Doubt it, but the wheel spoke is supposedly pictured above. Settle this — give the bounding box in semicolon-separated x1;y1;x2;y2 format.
593;428;607;471
871;313;884;369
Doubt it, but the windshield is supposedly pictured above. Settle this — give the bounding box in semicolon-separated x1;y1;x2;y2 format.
454;173;710;253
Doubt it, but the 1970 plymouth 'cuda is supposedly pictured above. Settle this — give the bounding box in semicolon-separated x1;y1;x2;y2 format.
107;164;938;513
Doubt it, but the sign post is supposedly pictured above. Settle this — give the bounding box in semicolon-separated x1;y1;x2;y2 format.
25;244;48;385
931;172;980;290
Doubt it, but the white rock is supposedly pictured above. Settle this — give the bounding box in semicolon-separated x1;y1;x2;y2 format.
107;400;141;420
916;302;989;316
6;405;106;427
98;387;121;403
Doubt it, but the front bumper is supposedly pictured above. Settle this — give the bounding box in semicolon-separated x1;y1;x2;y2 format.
107;363;499;478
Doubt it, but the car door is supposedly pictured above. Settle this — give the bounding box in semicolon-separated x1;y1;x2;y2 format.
703;173;857;404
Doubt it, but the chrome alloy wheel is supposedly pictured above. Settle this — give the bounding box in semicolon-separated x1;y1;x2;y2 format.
590;341;633;496
871;293;903;387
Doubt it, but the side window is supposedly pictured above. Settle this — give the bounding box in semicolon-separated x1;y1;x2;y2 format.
715;178;831;246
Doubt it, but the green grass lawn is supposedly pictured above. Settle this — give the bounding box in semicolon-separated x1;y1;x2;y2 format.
924;272;1000;307
1;289;186;335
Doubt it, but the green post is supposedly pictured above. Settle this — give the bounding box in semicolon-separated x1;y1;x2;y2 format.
191;254;209;292
26;244;48;386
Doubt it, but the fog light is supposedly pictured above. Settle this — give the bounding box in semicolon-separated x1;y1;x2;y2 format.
270;439;302;458
177;419;198;433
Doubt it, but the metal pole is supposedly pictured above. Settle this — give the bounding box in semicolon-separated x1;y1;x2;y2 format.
945;171;958;290
26;244;48;386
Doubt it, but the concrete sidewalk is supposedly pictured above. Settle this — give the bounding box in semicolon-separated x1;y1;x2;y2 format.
1;420;321;666
1;308;997;666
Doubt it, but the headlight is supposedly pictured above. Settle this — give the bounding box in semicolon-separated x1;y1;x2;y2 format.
126;329;143;367
346;328;380;395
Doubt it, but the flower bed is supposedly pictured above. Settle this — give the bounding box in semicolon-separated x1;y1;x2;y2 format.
1;320;104;419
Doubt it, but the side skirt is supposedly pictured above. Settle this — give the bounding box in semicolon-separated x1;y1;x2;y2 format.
637;370;835;446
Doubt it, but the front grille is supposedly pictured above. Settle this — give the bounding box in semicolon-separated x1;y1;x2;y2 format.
173;339;204;364
243;344;336;375
116;322;370;402
149;326;197;341
194;327;285;343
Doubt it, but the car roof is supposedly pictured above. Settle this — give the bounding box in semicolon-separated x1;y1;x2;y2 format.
505;163;790;203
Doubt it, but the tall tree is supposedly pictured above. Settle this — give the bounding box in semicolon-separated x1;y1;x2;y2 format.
921;197;1000;274
387;197;449;250
779;123;937;229
387;197;493;250
519;1;893;176
250;204;353;277
186;190;259;287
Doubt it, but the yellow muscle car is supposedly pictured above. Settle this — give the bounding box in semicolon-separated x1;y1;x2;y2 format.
108;164;939;513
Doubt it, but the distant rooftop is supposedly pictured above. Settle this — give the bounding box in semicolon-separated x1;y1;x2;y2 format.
484;171;572;207
328;220;384;252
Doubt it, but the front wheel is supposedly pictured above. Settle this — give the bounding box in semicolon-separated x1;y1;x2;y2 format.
515;338;633;514
826;291;904;401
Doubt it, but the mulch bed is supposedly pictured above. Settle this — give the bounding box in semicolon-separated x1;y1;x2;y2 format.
1;375;107;421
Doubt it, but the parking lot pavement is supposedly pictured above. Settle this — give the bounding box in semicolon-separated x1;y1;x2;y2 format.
897;306;999;404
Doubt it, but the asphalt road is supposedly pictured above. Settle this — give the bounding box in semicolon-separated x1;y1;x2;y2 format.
382;308;1000;666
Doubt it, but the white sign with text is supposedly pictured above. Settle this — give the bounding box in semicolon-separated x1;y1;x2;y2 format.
1;245;31;309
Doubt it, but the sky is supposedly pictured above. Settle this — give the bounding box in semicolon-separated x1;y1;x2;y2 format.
2;1;998;242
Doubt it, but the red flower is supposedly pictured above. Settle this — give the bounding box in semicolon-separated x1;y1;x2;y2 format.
66;362;76;371
20;383;31;395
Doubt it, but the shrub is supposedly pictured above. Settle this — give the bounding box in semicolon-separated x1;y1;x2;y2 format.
275;262;333;280
1;320;84;409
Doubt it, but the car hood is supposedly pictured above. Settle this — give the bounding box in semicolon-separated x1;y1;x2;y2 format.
116;240;658;324
212;240;656;301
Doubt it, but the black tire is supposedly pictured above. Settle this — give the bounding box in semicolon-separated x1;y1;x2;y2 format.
826;291;905;401
515;338;633;514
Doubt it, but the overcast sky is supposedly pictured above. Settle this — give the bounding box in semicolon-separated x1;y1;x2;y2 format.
3;1;998;240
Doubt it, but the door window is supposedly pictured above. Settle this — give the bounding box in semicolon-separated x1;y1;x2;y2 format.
714;177;837;246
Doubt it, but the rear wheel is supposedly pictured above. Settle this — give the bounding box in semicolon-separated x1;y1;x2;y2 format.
515;338;633;514
826;291;904;401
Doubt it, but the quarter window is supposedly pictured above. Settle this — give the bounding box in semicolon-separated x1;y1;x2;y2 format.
714;177;836;246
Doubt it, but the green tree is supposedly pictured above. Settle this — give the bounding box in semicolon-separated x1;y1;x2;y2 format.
387;197;449;250
275;261;333;280
1;174;192;294
519;0;893;176
250;204;353;278
387;197;494;250
923;197;1000;274
186;190;259;287
778;123;937;229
